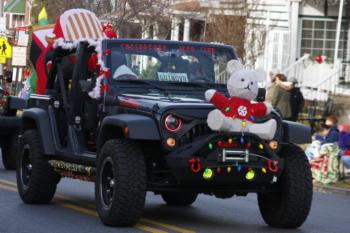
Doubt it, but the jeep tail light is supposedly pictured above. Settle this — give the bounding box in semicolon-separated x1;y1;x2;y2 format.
164;114;183;132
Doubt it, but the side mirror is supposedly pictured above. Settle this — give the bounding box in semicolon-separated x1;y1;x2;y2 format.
256;88;266;102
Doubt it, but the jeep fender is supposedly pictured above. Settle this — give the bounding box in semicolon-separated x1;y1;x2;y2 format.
97;114;160;149
22;108;55;155
282;120;311;144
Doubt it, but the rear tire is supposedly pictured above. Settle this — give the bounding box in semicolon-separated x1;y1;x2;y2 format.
16;130;60;204
161;192;198;206
96;139;146;226
258;144;312;228
1;133;19;170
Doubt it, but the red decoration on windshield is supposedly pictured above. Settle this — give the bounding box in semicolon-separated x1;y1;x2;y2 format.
102;49;111;56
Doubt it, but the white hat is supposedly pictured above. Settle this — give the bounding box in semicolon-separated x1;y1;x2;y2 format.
113;65;137;79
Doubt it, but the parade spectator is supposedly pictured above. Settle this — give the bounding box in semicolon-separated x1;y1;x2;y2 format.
267;74;293;120
305;124;328;160
289;78;305;122
322;115;339;144
338;124;350;169
305;116;339;161
266;68;279;102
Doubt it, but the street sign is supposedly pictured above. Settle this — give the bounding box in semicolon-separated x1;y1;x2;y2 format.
11;46;27;66
0;37;12;59
15;26;29;46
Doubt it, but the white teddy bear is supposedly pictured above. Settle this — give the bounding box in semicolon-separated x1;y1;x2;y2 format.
205;60;277;140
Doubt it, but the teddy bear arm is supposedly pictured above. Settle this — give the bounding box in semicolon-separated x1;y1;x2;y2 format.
251;102;270;117
210;91;231;113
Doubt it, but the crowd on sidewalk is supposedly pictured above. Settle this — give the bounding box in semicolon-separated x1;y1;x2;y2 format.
267;70;350;185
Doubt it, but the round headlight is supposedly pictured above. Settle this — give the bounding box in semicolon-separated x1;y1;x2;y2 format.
164;114;183;132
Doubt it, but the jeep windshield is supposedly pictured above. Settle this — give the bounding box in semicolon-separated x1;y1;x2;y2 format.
103;39;237;99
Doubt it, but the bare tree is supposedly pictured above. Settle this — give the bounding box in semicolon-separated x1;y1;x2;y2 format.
94;0;171;38
203;0;266;67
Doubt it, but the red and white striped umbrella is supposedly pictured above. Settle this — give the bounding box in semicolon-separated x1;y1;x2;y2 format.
53;9;105;41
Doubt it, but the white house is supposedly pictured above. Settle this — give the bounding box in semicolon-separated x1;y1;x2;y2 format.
164;0;350;99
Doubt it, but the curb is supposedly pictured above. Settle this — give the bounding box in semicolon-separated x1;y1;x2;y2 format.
314;185;350;196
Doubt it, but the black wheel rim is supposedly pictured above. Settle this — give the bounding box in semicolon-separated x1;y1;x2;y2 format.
99;157;115;209
20;144;32;190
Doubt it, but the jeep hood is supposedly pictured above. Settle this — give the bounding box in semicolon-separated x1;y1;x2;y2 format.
118;93;215;117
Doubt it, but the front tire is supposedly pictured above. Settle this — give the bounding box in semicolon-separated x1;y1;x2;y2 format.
258;144;313;228
96;139;146;226
161;192;198;206
16;130;60;204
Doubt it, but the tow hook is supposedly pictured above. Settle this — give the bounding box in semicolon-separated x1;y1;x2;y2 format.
267;160;279;173
188;158;201;173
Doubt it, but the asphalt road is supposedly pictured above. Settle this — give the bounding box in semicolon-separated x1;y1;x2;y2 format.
1;162;350;233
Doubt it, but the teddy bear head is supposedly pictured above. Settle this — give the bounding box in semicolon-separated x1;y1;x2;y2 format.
226;60;266;100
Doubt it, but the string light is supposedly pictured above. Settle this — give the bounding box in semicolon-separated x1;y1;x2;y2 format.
245;169;256;181
203;168;214;179
237;165;242;172
227;166;232;173
240;136;245;145
262;167;267;173
208;143;213;150
216;167;221;174
259;144;264;150
246;142;252;149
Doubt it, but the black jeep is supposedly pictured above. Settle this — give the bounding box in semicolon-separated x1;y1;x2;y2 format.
16;39;312;228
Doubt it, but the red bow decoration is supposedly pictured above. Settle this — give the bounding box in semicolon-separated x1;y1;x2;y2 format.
99;69;111;78
315;55;323;64
102;49;111;56
100;84;109;94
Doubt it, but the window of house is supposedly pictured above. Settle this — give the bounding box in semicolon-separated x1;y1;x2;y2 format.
300;19;348;61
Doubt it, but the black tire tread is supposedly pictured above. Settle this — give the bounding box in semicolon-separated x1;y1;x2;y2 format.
16;130;59;204
96;139;146;226
258;144;313;228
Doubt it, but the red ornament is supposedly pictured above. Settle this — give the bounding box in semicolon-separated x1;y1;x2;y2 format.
216;167;221;174
315;55;323;64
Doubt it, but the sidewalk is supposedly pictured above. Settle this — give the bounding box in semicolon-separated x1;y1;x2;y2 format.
313;178;350;196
